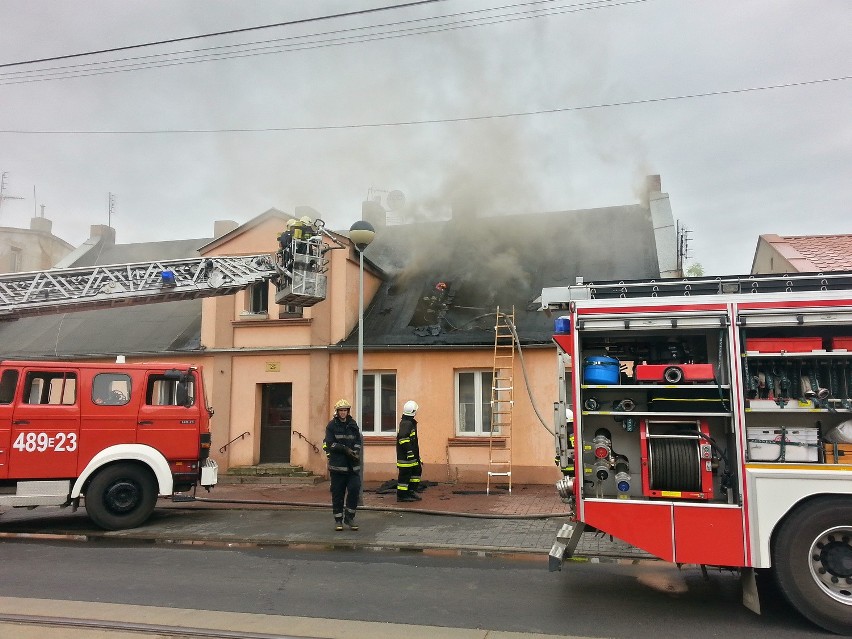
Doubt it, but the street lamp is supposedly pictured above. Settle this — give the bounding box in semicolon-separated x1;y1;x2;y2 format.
349;219;375;503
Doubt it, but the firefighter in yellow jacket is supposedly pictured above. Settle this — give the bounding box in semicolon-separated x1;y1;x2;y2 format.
396;400;423;502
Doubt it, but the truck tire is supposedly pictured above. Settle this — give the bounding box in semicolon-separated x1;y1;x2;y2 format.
772;496;852;635
85;463;158;531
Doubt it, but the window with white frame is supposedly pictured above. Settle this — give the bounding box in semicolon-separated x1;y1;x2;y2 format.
360;372;397;434
456;370;494;436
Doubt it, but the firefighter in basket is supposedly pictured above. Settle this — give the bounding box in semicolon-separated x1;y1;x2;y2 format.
276;219;298;273
323;399;362;531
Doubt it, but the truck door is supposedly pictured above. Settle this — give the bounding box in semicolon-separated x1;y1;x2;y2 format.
8;367;80;479
137;370;201;461
78;371;139;474
0;367;21;479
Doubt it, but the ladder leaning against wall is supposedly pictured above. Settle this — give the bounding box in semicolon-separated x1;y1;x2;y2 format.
487;306;515;495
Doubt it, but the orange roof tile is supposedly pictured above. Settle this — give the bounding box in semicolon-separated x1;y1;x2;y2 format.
780;234;852;271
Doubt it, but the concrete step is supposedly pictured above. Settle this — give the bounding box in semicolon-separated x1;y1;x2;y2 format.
227;463;307;477
221;463;323;485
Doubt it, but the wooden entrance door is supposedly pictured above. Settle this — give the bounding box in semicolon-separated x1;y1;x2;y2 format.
259;383;292;463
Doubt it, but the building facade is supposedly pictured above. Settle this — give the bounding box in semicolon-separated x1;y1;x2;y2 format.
0;178;678;485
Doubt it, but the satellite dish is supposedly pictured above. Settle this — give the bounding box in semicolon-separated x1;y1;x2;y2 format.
386;190;406;211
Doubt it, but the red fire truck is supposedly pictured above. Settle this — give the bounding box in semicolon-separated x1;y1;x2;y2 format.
0;235;334;530
0;360;215;530
541;272;852;635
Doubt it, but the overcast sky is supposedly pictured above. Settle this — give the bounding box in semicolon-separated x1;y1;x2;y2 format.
0;0;849;277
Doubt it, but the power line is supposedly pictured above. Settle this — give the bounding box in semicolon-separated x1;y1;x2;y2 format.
1;75;847;135
0;0;644;85
0;0;448;69
0;0;573;78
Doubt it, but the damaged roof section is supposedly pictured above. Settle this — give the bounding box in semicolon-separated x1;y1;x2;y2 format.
346;205;662;347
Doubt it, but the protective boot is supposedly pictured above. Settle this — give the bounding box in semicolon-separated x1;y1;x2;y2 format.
343;513;359;531
397;491;419;502
334;517;344;531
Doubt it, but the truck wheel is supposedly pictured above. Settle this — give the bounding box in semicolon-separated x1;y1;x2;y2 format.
85;463;158;531
772;497;852;635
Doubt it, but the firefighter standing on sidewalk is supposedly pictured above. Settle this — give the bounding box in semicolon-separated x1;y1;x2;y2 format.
323;399;362;530
396;400;423;502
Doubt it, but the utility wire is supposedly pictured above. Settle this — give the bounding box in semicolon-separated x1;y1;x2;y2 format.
0;0;448;69
1;75;847;135
0;0;596;78
0;0;645;85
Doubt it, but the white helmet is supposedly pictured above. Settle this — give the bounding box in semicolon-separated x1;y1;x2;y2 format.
402;400;418;417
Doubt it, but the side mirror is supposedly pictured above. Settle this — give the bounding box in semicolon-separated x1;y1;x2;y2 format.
175;379;194;407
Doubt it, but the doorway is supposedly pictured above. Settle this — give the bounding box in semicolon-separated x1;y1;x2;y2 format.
259;383;292;463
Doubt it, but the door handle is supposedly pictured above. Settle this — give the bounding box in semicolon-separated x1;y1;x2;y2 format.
138;420;154;425
13;420;29;425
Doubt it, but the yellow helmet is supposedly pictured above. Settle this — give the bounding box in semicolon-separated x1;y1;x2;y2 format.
334;399;351;410
300;215;313;226
286;218;298;229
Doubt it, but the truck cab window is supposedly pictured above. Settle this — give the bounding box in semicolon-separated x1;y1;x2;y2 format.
23;371;76;405
0;369;19;404
146;375;195;406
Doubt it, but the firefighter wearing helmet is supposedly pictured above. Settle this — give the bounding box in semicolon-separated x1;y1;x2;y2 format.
299;215;315;241
396;400;423;502
323;398;362;530
276;219;298;272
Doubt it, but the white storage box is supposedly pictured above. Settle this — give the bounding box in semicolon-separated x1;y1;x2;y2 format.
747;427;819;462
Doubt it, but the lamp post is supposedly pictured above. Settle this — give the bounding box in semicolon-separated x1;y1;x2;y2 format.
348;220;375;503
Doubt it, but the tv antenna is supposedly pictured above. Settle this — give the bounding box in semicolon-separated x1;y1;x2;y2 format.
0;172;25;218
108;192;116;227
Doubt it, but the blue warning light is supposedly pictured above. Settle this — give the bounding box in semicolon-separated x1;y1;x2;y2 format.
160;270;177;287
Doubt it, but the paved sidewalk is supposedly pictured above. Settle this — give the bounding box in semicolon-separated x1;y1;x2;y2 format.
0;481;652;561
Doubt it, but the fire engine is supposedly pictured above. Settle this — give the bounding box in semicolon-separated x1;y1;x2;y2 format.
0;225;337;530
541;272;852;635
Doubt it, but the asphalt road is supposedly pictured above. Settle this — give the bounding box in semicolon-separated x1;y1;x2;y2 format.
0;539;825;638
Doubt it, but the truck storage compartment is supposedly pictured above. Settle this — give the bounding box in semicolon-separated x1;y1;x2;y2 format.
744;337;823;353
746;427;819;462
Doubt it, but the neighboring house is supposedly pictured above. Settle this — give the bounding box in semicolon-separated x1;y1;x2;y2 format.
0;177;679;485
752;233;852;274
0;215;75;273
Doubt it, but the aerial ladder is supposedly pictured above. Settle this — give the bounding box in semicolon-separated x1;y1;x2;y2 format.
0;222;345;320
487;306;515;495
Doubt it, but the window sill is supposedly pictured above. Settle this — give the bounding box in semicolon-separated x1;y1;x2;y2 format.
363;435;396;445
232;318;312;327
448;437;506;448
